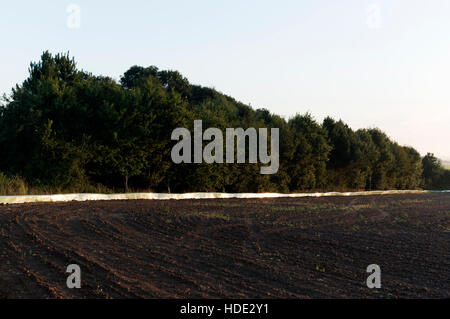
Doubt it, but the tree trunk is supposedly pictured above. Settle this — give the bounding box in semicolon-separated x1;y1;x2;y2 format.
124;175;129;193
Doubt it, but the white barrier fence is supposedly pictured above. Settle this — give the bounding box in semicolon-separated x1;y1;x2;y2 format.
0;190;449;205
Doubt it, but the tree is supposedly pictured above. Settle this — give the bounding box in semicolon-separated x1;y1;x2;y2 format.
288;114;330;191
422;153;443;189
0;51;88;186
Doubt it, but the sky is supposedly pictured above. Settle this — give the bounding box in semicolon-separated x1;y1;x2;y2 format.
1;0;449;160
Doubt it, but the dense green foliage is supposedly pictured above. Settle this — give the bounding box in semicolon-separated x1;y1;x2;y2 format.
0;52;448;193
422;153;450;190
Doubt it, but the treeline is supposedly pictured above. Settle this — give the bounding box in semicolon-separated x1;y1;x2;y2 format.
0;52;448;194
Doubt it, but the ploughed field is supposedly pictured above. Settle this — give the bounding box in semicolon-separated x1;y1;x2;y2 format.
0;194;449;298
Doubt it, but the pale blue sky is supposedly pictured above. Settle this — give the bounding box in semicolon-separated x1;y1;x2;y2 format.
1;0;449;159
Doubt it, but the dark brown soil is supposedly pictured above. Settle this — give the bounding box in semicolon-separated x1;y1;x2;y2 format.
0;193;449;298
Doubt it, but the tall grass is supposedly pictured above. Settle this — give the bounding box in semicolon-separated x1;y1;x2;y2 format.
0;172;29;195
0;172;113;195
